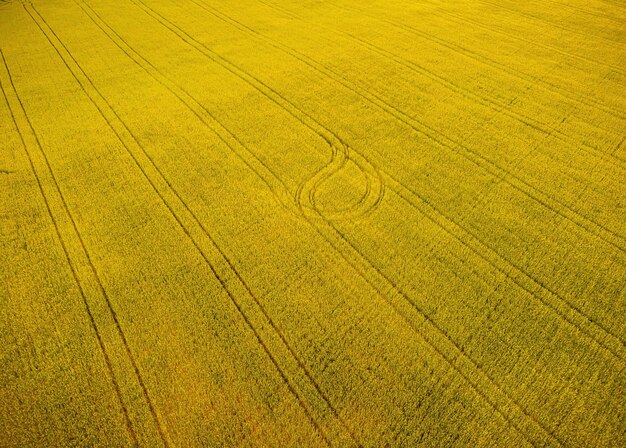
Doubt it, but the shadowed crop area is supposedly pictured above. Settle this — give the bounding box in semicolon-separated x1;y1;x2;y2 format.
1;0;625;446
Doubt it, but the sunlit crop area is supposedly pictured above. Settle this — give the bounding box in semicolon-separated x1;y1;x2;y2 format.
1;0;625;446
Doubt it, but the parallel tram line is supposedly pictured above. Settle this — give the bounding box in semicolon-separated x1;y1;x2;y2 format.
13;6;173;444
0;49;140;448
24;2;357;445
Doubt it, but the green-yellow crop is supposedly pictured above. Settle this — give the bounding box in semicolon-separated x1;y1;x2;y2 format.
1;0;624;446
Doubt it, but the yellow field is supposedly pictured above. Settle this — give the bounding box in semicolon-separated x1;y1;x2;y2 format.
1;0;625;446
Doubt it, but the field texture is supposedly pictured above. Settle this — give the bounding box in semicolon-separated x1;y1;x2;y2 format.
1;0;625;446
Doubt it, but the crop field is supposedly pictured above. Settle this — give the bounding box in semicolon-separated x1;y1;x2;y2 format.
1;0;625;446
